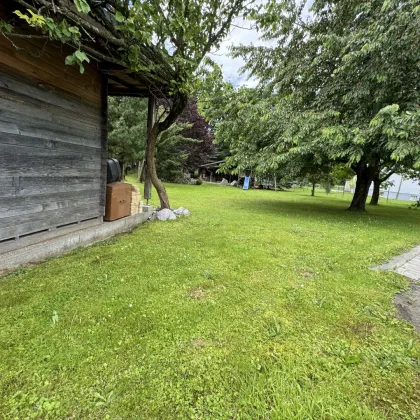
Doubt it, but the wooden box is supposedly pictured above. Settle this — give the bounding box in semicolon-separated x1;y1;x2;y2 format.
104;182;132;221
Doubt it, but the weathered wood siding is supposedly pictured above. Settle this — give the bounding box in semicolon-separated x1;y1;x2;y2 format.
0;35;105;242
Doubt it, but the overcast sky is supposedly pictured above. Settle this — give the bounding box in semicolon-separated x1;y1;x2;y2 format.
211;1;313;87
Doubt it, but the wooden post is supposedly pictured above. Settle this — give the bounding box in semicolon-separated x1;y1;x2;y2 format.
144;95;156;203
396;175;403;200
100;74;108;217
138;159;145;182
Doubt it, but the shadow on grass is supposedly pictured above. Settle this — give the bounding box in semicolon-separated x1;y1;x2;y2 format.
229;194;420;228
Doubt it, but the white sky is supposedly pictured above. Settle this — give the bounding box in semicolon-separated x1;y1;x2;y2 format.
210;1;313;87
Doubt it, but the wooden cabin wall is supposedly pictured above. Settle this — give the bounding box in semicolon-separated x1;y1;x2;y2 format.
0;34;106;243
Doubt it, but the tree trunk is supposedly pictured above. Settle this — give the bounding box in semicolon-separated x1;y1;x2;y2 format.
348;163;375;211
369;176;381;205
145;92;188;209
146;124;170;209
311;183;316;196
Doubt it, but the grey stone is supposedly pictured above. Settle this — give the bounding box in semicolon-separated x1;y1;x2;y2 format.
375;245;420;281
220;178;229;185
374;243;420;332
230;180;238;187
173;207;191;216
156;209;177;221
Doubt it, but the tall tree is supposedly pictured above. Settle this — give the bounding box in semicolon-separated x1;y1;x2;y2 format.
229;0;420;211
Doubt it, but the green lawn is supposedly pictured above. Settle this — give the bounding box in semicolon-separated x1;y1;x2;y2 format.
1;181;420;419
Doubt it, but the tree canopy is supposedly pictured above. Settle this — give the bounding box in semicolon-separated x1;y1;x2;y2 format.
201;0;420;211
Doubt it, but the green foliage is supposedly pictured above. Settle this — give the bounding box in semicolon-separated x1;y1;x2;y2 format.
108;97;199;182
74;0;91;14
331;164;356;185
2;183;420;417
13;9;81;43
203;0;420;209
156;122;198;182
65;50;90;74
108;97;148;166
0;20;13;34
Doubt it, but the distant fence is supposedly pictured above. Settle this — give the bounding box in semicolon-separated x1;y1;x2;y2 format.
280;183;420;203
380;190;419;202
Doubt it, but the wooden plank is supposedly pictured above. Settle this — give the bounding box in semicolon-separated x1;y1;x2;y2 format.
0;95;101;133
0;69;100;119
0;195;101;220
0;85;101;127
0;120;100;149
25;37;101;82
0;200;100;227
0;132;101;156
0;176;101;197
0;39;100;105
0;155;101;177
0;167;100;179
0;49;100;107
0;205;102;240
0;186;17;197
0;142;101;159
18;176;102;188
0;189;102;211
15;183;102;198
0;111;100;142
0;177;16;187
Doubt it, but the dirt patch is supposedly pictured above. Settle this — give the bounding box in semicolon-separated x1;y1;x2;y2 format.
394;284;420;333
191;338;207;348
187;286;207;300
348;321;375;338
302;271;314;279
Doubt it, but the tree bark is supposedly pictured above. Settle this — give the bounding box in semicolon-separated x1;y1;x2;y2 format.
146;125;170;208
348;163;375;211
369;176;381;205
311;183;316;196
145;92;189;209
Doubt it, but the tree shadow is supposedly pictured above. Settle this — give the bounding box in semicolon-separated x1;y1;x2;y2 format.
230;194;420;229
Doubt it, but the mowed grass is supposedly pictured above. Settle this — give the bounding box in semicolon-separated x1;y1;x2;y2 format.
1;180;420;419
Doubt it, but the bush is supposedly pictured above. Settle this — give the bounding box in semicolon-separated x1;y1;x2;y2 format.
173;172;192;184
196;178;203;185
409;200;420;210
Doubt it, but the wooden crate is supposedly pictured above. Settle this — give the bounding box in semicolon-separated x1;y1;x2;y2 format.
104;182;132;221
